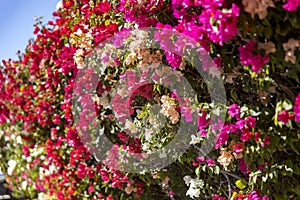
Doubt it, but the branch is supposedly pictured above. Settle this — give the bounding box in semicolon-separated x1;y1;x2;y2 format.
221;170;232;199
221;170;246;181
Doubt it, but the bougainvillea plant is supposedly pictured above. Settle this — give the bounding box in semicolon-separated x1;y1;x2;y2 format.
1;0;300;199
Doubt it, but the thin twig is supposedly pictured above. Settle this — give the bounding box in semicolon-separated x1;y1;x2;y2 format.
221;170;245;181
221;170;232;199
192;144;208;156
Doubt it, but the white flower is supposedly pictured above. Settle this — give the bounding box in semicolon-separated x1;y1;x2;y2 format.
185;178;204;199
190;135;201;145
125;119;138;134
7;160;17;176
21;181;28;190
124;51;137;65
73;49;85;69
99;91;111;109
49;164;57;174
10;134;15;140
142;143;150;151
4;135;9;141
56;1;63;11
183;175;192;185
144;129;153;141
186;187;201;199
26;156;32;163
38;193;52;200
16;135;23;144
117;84;129;98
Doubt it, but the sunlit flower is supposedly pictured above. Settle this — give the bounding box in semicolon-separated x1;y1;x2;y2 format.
217;149;234;169
242;0;275;19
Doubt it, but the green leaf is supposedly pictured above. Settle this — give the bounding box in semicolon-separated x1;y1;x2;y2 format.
195;166;201;178
274;101;283;126
262;173;268;182
235;179;247;190
230;90;238;102
287;69;300;84
231;192;238;200
215;165;220;175
263;26;273;39
105;19;111;26
293;163;300;175
274;193;285;200
249;109;261;116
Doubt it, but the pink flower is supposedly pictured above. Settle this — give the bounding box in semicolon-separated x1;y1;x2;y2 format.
261;135;271;148
53;114;61;125
233;142;244;154
196;156;205;163
22;145;30;157
192;161;199;166
240;130;252;142
294;93;300;122
248;190;260;199
254;131;260;142
262;196;270;200
215;125;230;149
239;158;250;173
100;169;110;183
87;167;95;179
239;41;269;72
93;2;111;14
118;132;129;143
199;129;207;137
128;137;142;153
183;108;193;122
107;195;114;200
77;163;87;179
212;195;226;200
246;116;256;128
165;52;182;70
197;111;208;130
206;159;215;166
0;102;9;124
283;0;300;11
197;3;240;44
213;57;222;68
88;183;95;193
258;164;264;172
228;104;240;118
236;119;245;129
278;110;292;124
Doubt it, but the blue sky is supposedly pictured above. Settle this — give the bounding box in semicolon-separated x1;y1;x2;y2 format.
0;0;60;61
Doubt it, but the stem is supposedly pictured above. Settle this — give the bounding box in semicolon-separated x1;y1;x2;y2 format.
221;170;246;181
221;170;232;199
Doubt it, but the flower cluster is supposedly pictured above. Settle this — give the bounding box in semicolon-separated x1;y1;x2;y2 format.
282;38;300;64
183;175;204;199
171;0;240;45
160;95;180;124
239;41;270;72
242;0;275;19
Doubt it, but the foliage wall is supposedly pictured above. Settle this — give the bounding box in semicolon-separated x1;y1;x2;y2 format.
1;0;300;199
